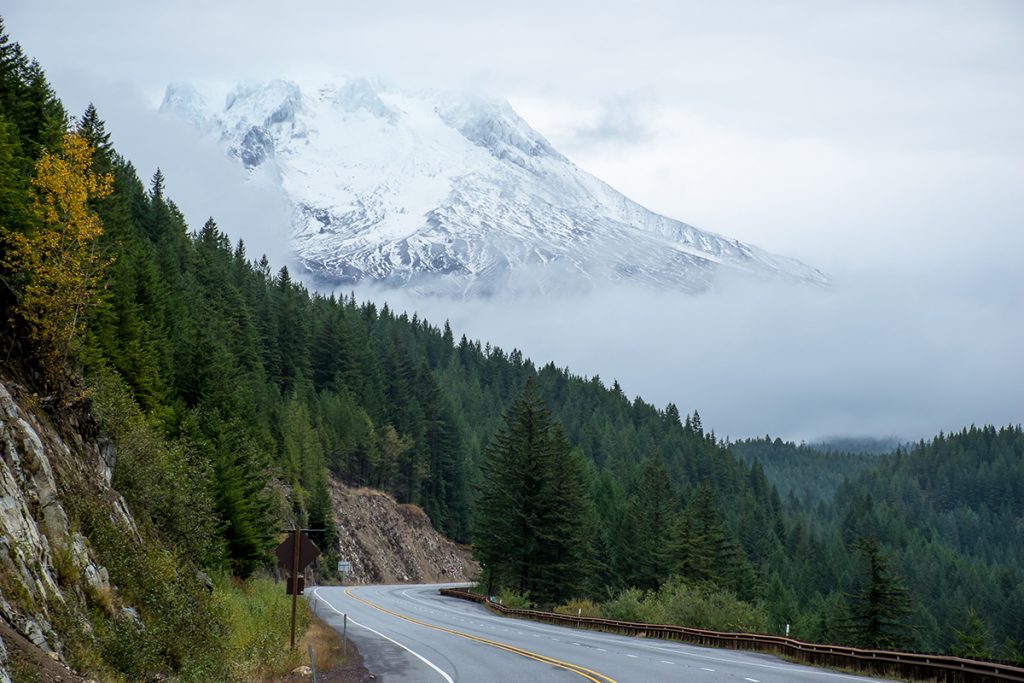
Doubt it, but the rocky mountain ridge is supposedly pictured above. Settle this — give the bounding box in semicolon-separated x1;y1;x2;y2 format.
161;78;829;298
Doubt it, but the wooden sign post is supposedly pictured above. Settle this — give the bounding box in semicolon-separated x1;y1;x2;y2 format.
276;528;321;650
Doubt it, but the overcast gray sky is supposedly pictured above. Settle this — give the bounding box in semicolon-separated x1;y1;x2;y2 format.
5;1;1022;440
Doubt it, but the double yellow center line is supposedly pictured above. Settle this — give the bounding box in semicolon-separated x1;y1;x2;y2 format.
343;588;619;683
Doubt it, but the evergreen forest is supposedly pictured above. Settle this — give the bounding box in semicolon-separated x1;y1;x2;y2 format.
0;18;1021;677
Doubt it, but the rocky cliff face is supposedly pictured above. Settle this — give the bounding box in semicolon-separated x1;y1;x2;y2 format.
0;372;137;682
329;479;477;585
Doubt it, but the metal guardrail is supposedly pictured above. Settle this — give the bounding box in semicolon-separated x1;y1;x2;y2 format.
439;588;1024;682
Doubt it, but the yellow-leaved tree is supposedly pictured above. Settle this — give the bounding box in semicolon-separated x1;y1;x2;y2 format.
1;131;113;390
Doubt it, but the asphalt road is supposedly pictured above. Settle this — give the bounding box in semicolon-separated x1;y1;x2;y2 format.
310;583;895;683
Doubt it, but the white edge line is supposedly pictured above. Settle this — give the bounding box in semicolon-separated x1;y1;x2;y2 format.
311;588;455;683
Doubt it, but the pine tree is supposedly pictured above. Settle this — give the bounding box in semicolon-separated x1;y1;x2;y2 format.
311;305;345;391
532;433;597;604
0;116;33;240
952;609;993;660
473;379;594;602
0;25;64;157
76;103;113;172
474;379;549;595
616;455;674;590
306;469;338;560
273;265;309;392
845;538;915;649
203;418;276;577
765;572;797;635
20;60;65;153
669;482;757;598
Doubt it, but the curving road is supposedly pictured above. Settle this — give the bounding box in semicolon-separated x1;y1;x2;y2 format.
310;583;894;683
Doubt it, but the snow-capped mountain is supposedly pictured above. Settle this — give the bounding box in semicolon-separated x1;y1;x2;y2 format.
161;78;828;297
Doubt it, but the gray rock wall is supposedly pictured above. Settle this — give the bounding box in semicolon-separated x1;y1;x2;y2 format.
0;377;129;667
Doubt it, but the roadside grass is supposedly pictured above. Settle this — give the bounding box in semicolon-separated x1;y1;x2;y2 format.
212;575;309;682
775;653;926;683
293;616;348;675
553;598;603;618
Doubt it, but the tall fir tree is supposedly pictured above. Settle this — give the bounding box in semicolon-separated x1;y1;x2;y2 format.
845;537;915;650
615;455;675;590
473;379;594;602
669;482;758;599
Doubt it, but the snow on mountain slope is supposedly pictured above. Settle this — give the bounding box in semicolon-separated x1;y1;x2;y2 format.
160;77;828;297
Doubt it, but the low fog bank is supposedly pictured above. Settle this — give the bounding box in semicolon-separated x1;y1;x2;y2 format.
352;270;1023;443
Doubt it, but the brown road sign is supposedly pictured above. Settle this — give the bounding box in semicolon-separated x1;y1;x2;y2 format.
276;532;320;571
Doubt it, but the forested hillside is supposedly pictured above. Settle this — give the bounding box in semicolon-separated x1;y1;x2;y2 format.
829;427;1024;655
1;17;1021;679
728;429;1024;656
731;437;887;503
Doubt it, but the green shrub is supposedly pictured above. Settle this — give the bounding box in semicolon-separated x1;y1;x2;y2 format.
0;565;35;612
65;493;228;680
89;368;225;569
601;587;666;624
97;615;160;680
496;588;534;609
554;598;603;618
50;541;82;588
599;580;769;633
84;583;114;616
658;578;768;633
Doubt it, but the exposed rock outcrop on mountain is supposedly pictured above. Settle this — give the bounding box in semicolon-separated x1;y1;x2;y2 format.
329;478;477;585
0;369;136;682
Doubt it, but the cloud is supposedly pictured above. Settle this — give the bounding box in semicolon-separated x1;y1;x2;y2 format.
558;94;657;148
355;270;1023;443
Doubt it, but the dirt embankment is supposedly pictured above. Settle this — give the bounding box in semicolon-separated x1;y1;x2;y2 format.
329;478;478;585
0;619;86;683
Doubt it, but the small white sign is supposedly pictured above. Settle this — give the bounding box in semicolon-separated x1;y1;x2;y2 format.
338;560;352;573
